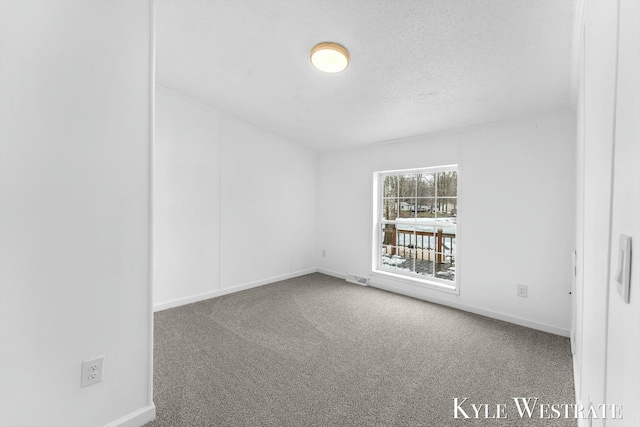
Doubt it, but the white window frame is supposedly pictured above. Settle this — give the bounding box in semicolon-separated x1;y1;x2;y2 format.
371;165;459;294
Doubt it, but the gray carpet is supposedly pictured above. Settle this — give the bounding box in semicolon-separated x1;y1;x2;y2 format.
146;273;575;426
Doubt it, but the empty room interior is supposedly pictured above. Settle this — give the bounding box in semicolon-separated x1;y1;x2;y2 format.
1;0;638;426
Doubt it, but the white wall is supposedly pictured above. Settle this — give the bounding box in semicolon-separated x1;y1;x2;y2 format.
154;86;221;306
574;1;618;420
605;1;640;425
318;112;576;335
153;85;317;310
574;0;640;425
0;2;154;426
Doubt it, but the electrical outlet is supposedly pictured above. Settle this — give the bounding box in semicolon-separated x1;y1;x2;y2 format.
517;284;528;298
81;356;104;388
322;249;326;257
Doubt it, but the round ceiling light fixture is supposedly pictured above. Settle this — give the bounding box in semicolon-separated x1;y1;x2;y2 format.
310;42;350;73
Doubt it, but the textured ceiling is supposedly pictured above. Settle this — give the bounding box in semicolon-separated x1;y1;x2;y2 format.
156;0;576;152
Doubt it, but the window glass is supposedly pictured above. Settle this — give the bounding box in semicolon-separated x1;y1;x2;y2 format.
375;166;458;287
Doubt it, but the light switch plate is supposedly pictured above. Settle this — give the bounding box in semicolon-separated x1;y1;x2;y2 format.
616;234;631;303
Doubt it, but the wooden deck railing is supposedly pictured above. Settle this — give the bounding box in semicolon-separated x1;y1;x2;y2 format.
383;227;455;263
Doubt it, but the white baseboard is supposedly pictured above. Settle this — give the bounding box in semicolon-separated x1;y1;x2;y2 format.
572;344;581;401
367;275;570;337
571;351;587;426
316;268;347;280
104;404;156;427
153;268;317;312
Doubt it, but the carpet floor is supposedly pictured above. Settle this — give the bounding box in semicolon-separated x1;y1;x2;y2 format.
145;273;575;426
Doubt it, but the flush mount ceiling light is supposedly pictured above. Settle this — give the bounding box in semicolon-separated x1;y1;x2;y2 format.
310;42;350;73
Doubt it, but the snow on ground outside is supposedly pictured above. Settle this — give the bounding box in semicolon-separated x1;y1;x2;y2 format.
381;218;457;281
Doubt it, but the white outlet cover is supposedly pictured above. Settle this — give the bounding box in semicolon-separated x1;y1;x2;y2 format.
517;284;528;298
81;356;104;388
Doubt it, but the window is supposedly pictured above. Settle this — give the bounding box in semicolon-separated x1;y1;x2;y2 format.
373;166;458;290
